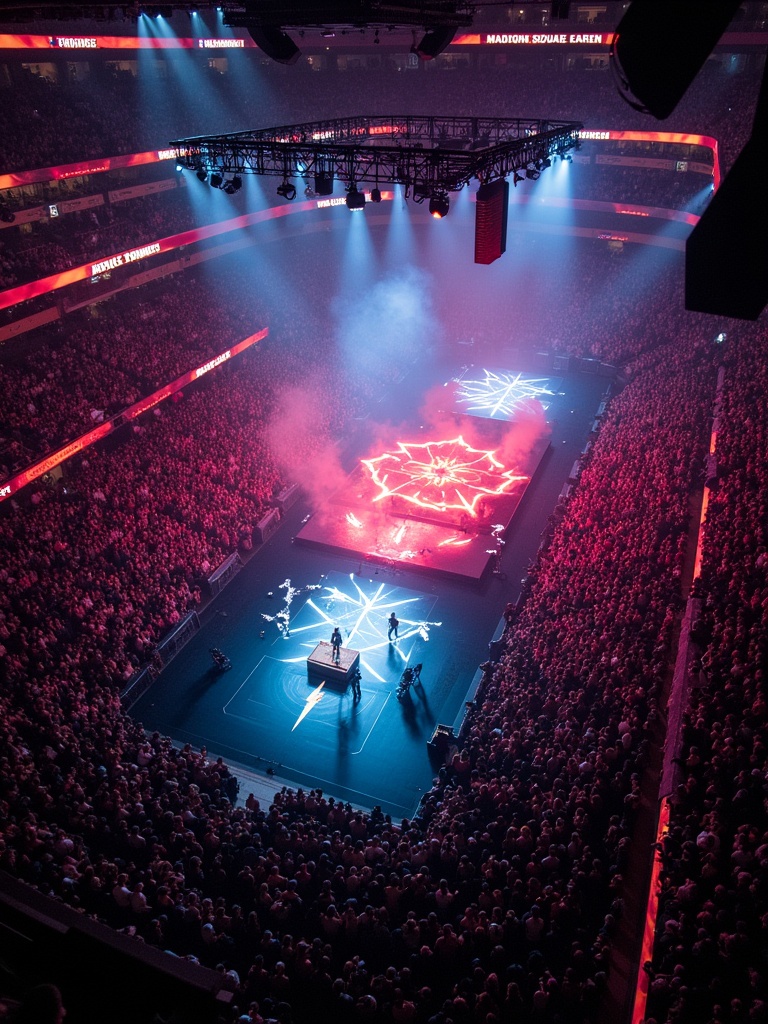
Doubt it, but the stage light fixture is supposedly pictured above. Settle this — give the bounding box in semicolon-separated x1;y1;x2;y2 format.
196;169;208;182
210;172;223;189
346;185;366;211
429;192;450;219
370;187;382;203
542;157;552;168
276;180;297;201
527;168;541;181
222;175;242;195
175;161;183;172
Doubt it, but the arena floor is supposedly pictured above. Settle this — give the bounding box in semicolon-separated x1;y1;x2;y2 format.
132;361;609;818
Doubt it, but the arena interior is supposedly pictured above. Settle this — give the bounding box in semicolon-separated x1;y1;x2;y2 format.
1;3;767;1023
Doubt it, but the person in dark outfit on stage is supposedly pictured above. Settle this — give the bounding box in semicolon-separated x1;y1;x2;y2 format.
351;667;362;701
331;627;342;664
387;613;399;641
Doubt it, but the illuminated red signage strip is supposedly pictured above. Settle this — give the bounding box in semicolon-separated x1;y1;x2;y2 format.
580;129;720;189
453;30;768;47
0;148;182;191
0;207;294;311
505;194;701;226
0;421;113;502
0;33;252;49
0;327;267;502
453;31;614;45
1;29;766;50
0;195;379;311
582;129;718;148
1;131;720;197
0;184;703;313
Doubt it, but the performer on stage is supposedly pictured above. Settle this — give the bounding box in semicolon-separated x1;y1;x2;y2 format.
351;667;362;701
330;626;342;664
387;612;399;641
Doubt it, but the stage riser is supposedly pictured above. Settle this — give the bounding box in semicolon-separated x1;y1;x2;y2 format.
306;642;360;686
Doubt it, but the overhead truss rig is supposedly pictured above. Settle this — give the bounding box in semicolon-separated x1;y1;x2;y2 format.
171;115;583;201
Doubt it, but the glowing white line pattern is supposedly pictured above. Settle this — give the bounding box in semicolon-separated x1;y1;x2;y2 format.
362;436;526;516
438;535;473;547
275;573;441;680
456;369;556;420
292;680;325;731
261;578;322;637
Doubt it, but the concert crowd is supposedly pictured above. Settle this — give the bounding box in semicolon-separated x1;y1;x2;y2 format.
0;31;766;1024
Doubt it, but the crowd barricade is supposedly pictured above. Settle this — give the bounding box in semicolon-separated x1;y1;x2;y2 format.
156;610;199;663
451;665;486;741
120;665;154;710
207;551;243;598
254;507;280;544
273;481;301;513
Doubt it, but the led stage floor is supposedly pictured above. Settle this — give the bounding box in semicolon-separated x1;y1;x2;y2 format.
296;365;561;580
132;364;610;819
294;436;550;581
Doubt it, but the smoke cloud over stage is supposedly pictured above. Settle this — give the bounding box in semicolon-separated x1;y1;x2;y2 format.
265;382;347;508
333;266;441;381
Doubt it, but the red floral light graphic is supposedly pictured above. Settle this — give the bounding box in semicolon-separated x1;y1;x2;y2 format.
362;435;527;516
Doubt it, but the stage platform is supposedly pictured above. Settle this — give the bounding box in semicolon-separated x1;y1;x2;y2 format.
307;642;360;686
295;436;550;582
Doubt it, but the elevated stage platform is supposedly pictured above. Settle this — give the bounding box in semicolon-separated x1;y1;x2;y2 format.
295;436;550;582
307;642;360;687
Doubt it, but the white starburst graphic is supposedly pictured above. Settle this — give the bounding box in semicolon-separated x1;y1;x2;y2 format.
272;573;441;682
456;370;556;420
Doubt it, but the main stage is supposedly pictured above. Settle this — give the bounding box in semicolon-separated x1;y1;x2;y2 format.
295;435;551;582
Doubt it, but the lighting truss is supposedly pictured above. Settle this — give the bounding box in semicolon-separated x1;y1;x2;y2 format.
172;115;583;199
